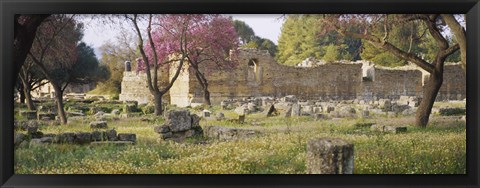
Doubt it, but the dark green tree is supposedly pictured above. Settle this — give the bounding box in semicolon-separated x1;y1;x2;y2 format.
233;20;255;44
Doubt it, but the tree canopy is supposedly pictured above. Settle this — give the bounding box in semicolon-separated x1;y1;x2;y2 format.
276;15;362;66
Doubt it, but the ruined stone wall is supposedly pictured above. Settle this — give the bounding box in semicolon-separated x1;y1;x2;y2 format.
169;63;192;107
360;66;423;102
424;63;466;101
119;49;466;106
119;68;170;105
187;49;363;105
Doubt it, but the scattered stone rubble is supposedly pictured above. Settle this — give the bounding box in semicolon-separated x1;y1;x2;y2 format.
218;95;437;120
14;119;136;147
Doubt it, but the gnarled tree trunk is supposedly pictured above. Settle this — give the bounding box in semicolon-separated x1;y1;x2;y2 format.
193;70;211;106
52;84;67;124
22;81;36;111
415;68;443;127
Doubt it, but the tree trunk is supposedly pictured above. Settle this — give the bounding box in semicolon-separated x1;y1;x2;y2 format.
194;70;211;106
18;83;26;104
441;14;466;74
20;91;26;104
203;86;211;106
153;93;164;116
52;84;67;124
23;83;36;111
415;69;443;127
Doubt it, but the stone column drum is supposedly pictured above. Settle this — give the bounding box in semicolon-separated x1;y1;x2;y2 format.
306;138;354;174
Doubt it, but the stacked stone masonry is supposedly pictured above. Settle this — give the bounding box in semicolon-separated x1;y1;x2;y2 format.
120;49;466;106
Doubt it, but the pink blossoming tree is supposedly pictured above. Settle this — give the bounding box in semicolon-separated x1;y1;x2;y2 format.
129;14;239;115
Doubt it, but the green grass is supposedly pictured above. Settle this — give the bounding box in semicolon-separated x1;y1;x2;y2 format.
14;106;466;174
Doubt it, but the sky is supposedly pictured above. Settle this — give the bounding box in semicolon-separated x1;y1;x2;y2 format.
80;14;284;57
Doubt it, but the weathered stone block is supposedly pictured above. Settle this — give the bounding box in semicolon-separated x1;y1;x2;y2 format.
326;106;335;113
20;111;37;120
40;137;54;143
91;131;104;141
123;103;137;113
306;138;354;174
118;133;136;143
202;110;211;118
154;125;170;134
111;109;121;115
27;126;39;134
67;111;85;117
370;124;407;133
165;110;192;132
37;113;55;120
90;121;108;129
14;133;27;147
204;126;258;140
54;133;76;143
234;106;248;116
216;112;225;121
106;129;118;141
379;99;392;112
238;115;245;123
160;132;173;139
247;102;257;112
291;104;301;116
75;132;92;144
439;107;466;116
191;114;201;127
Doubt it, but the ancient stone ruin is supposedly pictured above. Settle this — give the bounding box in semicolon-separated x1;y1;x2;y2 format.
306;138;354;174
120;49;466;106
154;110;203;142
14;120;137;147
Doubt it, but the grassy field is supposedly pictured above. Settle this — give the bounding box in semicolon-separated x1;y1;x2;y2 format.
14;103;466;174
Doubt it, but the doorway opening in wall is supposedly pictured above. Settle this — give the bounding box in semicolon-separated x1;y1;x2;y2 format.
248;58;258;73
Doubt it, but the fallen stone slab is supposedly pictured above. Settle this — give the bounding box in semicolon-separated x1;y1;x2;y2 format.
439;107;466;116
118;133;136;142
90;121;108;129
203;126;259;140
20;111;37;120
37;113;55;120
67;112;85;117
